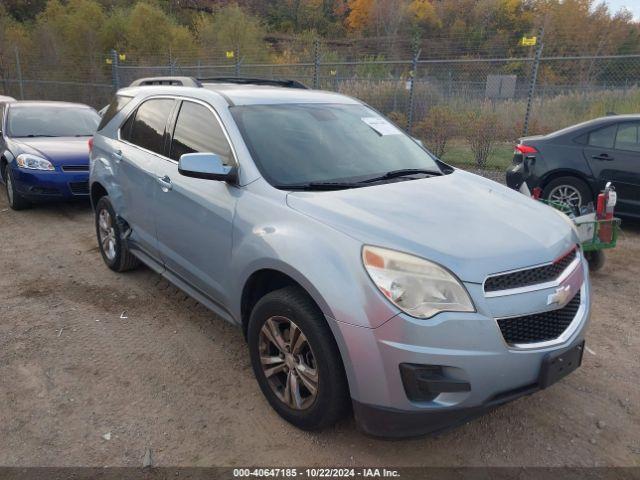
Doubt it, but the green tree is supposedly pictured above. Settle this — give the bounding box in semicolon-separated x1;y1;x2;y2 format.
195;4;267;61
0;5;31;95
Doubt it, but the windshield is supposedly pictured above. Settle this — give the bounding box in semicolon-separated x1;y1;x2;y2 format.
231;103;441;187
7;106;99;138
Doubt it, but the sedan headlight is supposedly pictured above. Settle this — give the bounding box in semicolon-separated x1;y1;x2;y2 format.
16;154;55;171
362;246;475;319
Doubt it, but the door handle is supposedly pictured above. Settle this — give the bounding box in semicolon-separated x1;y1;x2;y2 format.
157;175;172;192
112;150;123;162
592;153;614;161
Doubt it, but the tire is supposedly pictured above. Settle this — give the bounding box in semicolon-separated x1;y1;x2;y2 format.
3;164;31;210
95;196;140;272
248;286;350;431
585;250;605;272
542;176;592;210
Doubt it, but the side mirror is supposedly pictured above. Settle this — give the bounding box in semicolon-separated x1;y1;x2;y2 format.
178;152;237;182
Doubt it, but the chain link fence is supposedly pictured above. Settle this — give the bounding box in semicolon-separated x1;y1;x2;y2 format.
1;34;639;166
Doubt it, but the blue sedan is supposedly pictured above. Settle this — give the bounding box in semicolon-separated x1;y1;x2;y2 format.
0;101;100;210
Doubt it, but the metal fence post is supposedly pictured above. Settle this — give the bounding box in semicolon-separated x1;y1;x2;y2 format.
14;47;24;100
111;49;120;92
406;46;421;135
313;38;320;89
522;26;545;137
235;44;241;77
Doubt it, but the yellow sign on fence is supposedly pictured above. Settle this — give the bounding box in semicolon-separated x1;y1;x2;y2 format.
226;50;235;59
521;36;537;46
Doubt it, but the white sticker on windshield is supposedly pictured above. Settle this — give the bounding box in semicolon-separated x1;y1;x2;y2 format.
361;117;402;136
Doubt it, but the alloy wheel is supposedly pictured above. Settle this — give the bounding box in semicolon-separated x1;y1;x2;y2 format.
258;316;319;410
548;184;582;209
6;170;14;206
98;208;117;261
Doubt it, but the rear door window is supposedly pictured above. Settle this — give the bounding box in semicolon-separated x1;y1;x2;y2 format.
97;95;133;131
614;123;640;152
588;125;617;149
169;101;233;165
122;98;175;156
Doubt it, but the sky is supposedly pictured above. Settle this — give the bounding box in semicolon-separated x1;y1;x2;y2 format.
604;0;640;20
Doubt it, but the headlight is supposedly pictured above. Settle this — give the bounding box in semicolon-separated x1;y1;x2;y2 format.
16;154;55;171
362;246;475;319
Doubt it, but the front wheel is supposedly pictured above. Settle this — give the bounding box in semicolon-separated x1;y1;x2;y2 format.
248;286;350;431
95;196;140;272
4;165;30;210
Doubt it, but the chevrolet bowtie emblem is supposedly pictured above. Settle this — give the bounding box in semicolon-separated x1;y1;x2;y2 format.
547;285;572;306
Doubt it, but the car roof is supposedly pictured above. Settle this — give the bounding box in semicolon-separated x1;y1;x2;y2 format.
119;83;360;107
8;101;94;109
543;114;640;139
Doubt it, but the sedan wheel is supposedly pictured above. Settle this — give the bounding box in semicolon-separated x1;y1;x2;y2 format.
548;184;582;209
6;170;14;205
258;316;319;410
4;166;30;210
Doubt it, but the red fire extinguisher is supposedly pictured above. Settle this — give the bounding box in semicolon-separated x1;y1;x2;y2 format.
596;182;616;243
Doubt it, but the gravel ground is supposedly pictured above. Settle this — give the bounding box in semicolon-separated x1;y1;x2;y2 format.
0;172;639;467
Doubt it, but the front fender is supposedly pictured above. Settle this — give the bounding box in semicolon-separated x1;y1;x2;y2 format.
229;184;399;329
89;136;126;214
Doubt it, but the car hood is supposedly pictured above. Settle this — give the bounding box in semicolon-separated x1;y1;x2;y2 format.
9;137;90;165
286;170;577;283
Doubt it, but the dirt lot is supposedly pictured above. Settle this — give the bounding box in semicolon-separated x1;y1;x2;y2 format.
0;187;639;468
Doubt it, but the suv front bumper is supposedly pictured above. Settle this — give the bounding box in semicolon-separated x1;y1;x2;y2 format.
326;263;591;437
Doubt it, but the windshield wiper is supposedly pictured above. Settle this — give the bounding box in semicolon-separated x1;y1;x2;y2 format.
360;168;442;184
13;134;59;138
276;181;366;191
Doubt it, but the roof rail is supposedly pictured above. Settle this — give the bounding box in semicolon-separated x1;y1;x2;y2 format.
198;77;309;89
129;76;201;87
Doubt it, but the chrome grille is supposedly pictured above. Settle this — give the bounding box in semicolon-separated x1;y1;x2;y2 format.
484;248;577;293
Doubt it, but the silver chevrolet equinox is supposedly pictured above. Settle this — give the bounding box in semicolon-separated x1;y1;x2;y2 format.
90;76;590;437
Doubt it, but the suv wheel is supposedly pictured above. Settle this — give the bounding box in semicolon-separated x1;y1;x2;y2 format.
95;196;140;272
543;176;591;209
4;165;30;210
248;286;349;430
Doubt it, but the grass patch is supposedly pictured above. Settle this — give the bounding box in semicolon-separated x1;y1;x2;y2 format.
440;140;513;171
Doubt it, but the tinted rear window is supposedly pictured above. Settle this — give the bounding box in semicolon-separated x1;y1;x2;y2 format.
123;99;174;155
588;125;617;149
98;95;133;131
